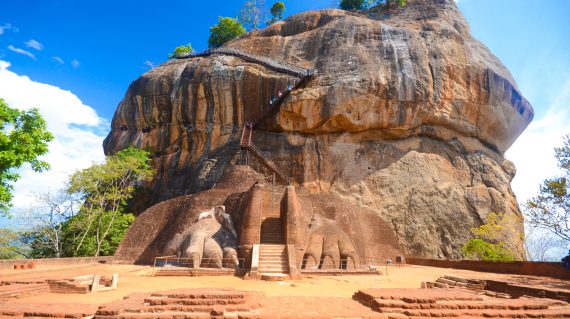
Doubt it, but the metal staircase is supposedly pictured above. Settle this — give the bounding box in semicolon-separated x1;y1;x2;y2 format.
240;125;292;185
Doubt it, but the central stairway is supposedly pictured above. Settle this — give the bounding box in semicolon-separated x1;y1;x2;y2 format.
257;191;289;277
258;244;289;276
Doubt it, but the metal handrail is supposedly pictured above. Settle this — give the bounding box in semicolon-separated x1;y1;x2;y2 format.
176;47;314;78
152;256;245;276
246;142;291;185
300;257;404;273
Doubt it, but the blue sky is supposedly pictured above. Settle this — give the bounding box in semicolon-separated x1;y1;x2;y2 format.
1;0;569;255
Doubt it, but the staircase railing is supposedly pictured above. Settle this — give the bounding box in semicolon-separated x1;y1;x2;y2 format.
176;47;315;79
240;125;291;185
178;47;316;186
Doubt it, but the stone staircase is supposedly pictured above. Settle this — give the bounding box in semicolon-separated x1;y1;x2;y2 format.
260;218;283;244
353;288;570;318
257;244;289;276
94;288;261;319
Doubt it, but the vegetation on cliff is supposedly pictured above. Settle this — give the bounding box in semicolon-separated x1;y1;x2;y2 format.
268;2;285;25
0;98;53;215
208;17;246;48
462;212;522;261
168;43;194;59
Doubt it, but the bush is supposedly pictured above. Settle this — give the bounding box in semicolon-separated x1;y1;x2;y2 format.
462;238;516;262
168;43;194;59
208;17;246;48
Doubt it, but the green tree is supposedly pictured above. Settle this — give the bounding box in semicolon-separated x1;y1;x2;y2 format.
267;2;285;25
61;211;134;257
0;98;54;215
63;147;152;256
526;135;570;244
462;238;516;262
208;17;246;48
168;43;194;59
340;0;367;10
0;228;29;259
462;212;523;261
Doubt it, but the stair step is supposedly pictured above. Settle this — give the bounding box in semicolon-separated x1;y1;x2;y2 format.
258;268;289;272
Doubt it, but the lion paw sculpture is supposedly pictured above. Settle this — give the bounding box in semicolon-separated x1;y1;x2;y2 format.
302;216;359;270
165;206;239;268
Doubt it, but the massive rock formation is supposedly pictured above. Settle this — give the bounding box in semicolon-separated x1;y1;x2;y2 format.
105;0;533;259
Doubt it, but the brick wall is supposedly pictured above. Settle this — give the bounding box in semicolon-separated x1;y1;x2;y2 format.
406;258;570;280
0;256;113;269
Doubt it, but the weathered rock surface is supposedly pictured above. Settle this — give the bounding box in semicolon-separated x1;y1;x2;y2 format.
105;0;532;258
115;166;402;264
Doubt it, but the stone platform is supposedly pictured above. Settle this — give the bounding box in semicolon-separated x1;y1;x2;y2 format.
353;288;570;318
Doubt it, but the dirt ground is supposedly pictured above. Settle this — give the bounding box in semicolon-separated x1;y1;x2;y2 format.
2;262;564;307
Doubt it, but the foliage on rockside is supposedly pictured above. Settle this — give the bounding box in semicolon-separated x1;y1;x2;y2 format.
462;212;523;262
208;17;246;48
168;43;194;59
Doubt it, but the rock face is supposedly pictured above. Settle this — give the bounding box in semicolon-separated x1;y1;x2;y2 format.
105;0;532;259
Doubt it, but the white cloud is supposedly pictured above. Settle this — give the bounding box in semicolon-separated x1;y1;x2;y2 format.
71;59;80;69
52;56;64;64
7;45;36;60
0;60;107;216
0;23;11;35
25;39;43;51
506;79;570;205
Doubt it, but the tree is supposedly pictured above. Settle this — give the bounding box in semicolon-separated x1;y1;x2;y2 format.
340;0;367;10
208;17;246;48
0;98;54;215
0;228;29;259
524;226;565;261
462;212;523;261
267;2;285;26
19;191;77;258
239;0;266;31
64;147;152;256
462;239;516;262
526;135;570;244
168;43;194;59
61;211;134;257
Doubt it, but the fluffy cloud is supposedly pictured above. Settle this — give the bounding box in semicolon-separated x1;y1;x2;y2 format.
7;45;36;60
25;39;43;51
0;60;107;215
71;59;80;69
506;79;570;205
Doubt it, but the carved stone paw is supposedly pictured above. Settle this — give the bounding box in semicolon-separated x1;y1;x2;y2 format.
165;206;239;269
302;217;359;270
